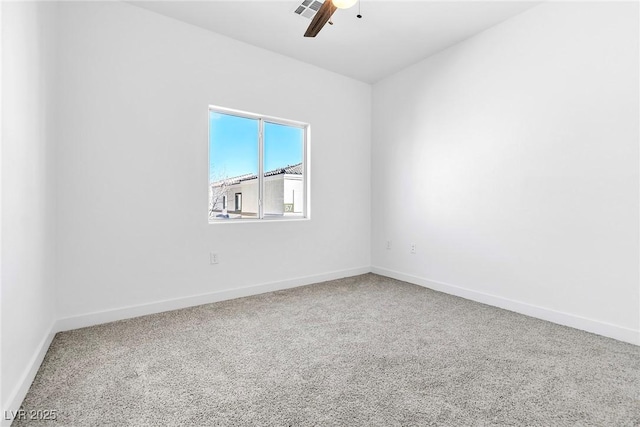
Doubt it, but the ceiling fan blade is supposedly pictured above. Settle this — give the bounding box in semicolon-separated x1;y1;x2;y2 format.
304;0;337;37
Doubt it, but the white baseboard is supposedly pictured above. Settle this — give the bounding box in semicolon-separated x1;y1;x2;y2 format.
56;266;371;332
2;324;56;427
372;266;640;346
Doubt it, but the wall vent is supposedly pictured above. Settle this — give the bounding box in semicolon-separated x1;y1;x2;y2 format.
294;0;324;20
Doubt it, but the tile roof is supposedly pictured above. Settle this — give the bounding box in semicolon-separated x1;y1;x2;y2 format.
211;163;302;187
264;163;303;177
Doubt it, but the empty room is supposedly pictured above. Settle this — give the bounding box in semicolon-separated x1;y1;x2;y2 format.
1;0;639;425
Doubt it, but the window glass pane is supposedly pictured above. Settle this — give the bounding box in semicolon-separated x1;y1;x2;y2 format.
263;122;304;218
209;111;259;220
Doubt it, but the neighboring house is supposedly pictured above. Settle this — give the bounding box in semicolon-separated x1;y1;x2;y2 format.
210;163;303;218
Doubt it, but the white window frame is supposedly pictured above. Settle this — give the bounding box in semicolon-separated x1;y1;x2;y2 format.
208;105;310;223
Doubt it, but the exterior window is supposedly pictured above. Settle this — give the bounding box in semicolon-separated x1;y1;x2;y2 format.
209;106;309;221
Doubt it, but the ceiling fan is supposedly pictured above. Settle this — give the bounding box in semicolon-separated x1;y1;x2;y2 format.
304;0;358;38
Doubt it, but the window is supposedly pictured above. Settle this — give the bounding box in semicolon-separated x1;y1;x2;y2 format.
209;106;309;221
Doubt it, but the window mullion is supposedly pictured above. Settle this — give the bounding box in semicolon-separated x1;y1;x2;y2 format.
258;119;264;219
303;125;308;219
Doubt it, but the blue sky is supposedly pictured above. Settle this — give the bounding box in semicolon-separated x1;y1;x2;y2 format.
209;112;303;180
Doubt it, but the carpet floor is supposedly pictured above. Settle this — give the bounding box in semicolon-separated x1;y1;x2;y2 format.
14;274;640;426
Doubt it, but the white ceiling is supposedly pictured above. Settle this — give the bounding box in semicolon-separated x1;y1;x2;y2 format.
130;1;540;83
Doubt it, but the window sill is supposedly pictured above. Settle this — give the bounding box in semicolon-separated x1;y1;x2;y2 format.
208;217;310;225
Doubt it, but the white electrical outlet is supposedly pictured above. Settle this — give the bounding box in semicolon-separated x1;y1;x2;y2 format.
386;240;392;250
410;244;416;254
210;252;219;264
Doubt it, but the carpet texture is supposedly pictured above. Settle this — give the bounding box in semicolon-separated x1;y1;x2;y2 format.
14;274;640;426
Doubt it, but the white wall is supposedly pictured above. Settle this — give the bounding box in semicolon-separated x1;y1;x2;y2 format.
264;175;284;216
54;2;371;323
372;1;640;344
284;176;303;214
1;1;58;417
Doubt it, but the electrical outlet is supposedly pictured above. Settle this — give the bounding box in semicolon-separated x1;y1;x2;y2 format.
210;252;219;264
386;240;392;250
410;244;416;254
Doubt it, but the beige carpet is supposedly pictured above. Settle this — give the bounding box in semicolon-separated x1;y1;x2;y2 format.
14;274;640;426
